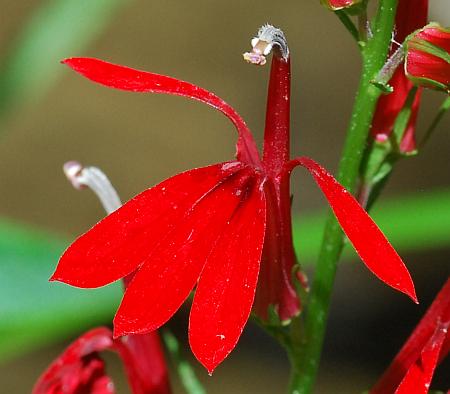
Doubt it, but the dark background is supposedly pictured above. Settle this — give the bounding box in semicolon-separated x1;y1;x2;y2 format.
0;1;449;392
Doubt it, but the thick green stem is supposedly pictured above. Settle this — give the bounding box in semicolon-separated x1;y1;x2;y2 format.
287;1;398;392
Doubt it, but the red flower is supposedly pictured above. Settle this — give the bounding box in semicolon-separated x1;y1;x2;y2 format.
33;327;171;394
320;0;362;11
52;26;416;373
372;0;428;153
405;23;450;92
371;278;450;394
394;323;448;394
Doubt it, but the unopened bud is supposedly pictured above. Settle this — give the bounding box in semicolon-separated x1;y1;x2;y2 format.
320;0;363;11
405;23;450;93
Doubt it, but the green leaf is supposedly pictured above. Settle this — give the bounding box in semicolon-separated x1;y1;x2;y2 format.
0;0;131;118
0;218;121;362
370;80;394;93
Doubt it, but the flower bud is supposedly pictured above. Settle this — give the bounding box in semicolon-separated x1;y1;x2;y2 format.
371;0;428;154
405;23;450;92
320;0;362;11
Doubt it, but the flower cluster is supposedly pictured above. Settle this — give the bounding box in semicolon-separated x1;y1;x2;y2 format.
371;0;428;154
372;0;450;154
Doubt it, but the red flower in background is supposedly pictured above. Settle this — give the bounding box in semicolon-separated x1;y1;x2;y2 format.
371;278;450;394
33;328;115;394
372;0;428;153
320;0;362;11
33;327;171;394
52;25;416;374
405;23;450;92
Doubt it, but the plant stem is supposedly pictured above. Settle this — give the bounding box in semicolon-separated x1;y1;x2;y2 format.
335;10;360;42
288;1;398;392
162;330;206;394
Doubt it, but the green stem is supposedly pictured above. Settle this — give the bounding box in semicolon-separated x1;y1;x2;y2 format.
287;1;398;392
335;10;360;42
162;330;206;394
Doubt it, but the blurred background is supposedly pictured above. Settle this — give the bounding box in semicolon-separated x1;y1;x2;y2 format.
0;0;449;392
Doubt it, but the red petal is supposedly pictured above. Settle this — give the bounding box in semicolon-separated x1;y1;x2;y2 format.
287;157;417;302
33;327;172;394
394;0;428;43
372;279;450;394
113;169;257;336
253;178;301;321
79;358;115;394
62;57;260;165
371;67;422;153
372;0;427;146
189;179;266;373
416;27;450;56
406;49;450;87
395;321;449;394
257;51;300;321
115;333;172;394
52;162;243;288
405;25;450;91
262;55;291;177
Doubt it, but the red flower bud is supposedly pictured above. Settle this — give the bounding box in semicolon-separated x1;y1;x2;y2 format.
320;0;362;11
372;0;428;153
405;23;450;92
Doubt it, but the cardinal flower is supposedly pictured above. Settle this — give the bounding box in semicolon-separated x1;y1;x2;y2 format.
33;327;171;394
52;25;416;373
371;0;428;153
